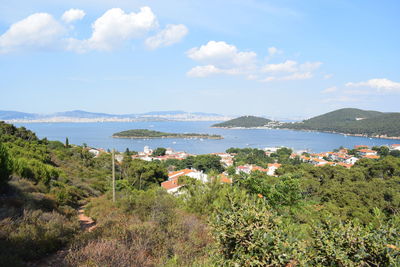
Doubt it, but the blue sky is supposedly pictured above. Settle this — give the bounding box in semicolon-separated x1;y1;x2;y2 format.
1;0;399;118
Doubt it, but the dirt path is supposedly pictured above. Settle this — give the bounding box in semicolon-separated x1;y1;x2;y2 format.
78;207;97;232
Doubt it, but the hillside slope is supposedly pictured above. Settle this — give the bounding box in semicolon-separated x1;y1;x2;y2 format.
281;108;400;138
212;116;272;128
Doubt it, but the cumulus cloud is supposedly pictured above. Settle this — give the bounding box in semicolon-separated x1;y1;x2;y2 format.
322;86;337;94
186;41;323;82
67;7;158;52
186;41;257;77
145;24;188;49
260;60;321;82
346;78;400;93
261;72;313;82
262;60;298;72
268;46;282;56
0;13;65;53
186;65;243;77
262;60;321;73
62;9;85;23
187;41;257;68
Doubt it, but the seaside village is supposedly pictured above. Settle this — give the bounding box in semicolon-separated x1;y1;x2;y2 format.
87;144;400;194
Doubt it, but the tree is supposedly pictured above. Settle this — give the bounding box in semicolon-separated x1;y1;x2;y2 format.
65;137;70;148
0;142;12;189
152;147;166;157
210;190;305;266
192;154;224;173
126;159;168;190
373;146;389;157
390;150;400;158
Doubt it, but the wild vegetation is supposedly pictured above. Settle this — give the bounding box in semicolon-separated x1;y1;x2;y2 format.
112;129;222;139
212;115;272;128
1;120;400;266
280;108;400;137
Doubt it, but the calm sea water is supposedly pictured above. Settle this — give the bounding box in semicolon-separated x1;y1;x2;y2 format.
14;121;400;154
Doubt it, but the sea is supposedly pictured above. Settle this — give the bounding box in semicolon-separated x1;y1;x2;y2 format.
14;121;400;154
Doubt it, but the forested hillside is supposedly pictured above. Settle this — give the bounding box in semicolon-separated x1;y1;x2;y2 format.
1;121;400;266
281;108;400;137
212;115;272;128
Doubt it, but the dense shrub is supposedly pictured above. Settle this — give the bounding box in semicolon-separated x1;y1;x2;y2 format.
210;190;306;266
0;209;78;265
0;142;12;189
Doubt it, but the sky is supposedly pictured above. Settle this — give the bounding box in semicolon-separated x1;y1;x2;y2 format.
1;0;399;118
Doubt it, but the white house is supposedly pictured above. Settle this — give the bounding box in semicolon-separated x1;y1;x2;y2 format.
358;149;377;156
345;157;359;165
143;146;153;155
267;163;281;176
88;148;100;157
390;144;400;151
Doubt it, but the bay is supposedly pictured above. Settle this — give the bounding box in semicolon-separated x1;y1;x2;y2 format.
14;121;400;154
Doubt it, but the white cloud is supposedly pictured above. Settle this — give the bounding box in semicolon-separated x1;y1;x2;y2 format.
186;41;323;82
186;41;257;78
324;73;333;79
299;61;322;72
0;13;65;53
187;65;241;77
67;7;158;52
261;72;313;82
187;41;257;68
62;9;85;23
346;78;400;93
145;24;188;49
322;86;337;94
262;60;298;72
187;65;223;77
268;46;282;56
262;60;321;73
260;60;320;82
282;72;313;80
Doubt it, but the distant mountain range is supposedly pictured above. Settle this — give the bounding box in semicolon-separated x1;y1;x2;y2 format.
279;108;400;138
0;110;231;122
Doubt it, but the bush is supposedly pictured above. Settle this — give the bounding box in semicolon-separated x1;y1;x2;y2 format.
0;209;79;264
210;190;305;266
0;142;12;190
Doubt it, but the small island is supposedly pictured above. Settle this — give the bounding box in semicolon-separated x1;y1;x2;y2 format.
112;129;223;139
212;115;272;128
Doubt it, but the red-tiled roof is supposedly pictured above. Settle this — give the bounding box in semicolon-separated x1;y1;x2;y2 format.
362;155;380;159
161;179;181;190
168;169;194;179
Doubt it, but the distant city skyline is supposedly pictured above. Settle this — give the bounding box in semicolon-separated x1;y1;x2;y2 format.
1;0;399;118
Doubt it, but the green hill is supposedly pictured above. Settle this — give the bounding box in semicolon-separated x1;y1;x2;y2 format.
281;108;400;138
112;129;222;139
212;116;272;128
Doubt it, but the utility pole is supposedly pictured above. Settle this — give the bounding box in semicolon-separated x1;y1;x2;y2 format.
112;149;116;202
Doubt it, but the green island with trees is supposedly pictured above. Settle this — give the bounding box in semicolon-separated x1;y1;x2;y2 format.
1;120;400;266
212;115;272;128
112;129;223;139
279;108;400;138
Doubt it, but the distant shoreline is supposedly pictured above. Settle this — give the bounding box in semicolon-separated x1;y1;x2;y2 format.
277;127;400;140
212;126;400;140
113;135;223;140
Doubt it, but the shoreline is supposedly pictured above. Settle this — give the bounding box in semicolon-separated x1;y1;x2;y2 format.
211;126;400;140
112;135;223;140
